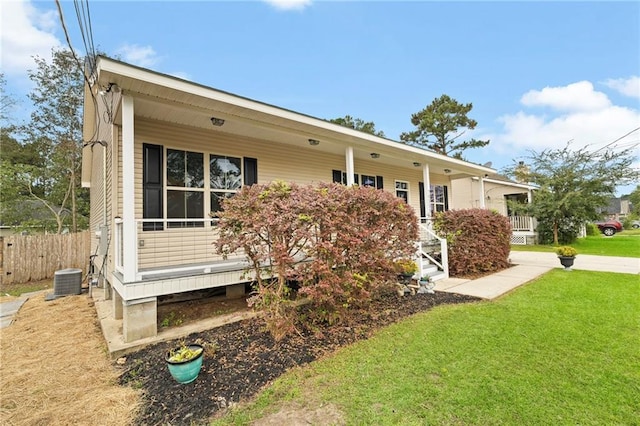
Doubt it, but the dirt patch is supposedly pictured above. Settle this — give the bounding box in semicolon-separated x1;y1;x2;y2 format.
118;290;480;425
157;295;250;329
252;402;345;426
0;292;140;425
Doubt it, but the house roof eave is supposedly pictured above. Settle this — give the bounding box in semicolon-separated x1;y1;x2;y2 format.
93;56;496;178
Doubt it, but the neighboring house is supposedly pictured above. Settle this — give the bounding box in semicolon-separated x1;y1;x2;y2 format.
451;173;537;245
82;56;495;342
598;197;631;220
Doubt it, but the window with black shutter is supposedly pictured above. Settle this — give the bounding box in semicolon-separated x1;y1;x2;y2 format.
143;144;163;231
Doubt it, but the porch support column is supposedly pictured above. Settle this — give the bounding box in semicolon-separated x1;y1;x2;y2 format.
527;188;533;231
121;95;138;283
422;164;431;221
479;176;486;208
345;146;355;186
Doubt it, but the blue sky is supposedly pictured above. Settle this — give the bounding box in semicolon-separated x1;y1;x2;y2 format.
2;0;639;195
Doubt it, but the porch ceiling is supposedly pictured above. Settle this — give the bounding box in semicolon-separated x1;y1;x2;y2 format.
95;57;495;177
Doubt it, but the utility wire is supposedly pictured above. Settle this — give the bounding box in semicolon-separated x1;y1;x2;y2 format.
593;127;640;153
55;0;101;143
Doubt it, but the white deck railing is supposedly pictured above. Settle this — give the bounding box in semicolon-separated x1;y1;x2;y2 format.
114;217;451;283
114;218;248;282
509;216;536;232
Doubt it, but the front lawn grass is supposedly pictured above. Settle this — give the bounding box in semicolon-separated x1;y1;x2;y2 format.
215;270;640;425
511;233;640;257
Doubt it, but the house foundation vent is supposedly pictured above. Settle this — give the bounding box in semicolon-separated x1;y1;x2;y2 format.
53;268;83;296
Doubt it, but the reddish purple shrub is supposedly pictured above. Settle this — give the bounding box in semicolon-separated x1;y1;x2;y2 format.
215;181;418;338
433;208;511;277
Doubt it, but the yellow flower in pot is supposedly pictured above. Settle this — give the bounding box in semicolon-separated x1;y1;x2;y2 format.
555;246;577;270
394;258;417;276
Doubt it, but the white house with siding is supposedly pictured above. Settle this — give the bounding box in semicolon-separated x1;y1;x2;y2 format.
82;56;495;342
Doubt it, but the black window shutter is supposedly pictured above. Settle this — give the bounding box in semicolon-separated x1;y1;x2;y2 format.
444;185;449;210
244;157;258;186
332;170;342;183
143;143;163;231
354;174;359;185
376;175;384;189
419;182;426;218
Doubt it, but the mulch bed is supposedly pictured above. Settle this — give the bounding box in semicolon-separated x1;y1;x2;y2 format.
118;290;480;425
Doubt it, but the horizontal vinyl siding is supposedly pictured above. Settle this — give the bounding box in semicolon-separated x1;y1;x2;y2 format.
137;227;229;268
126;118;452;271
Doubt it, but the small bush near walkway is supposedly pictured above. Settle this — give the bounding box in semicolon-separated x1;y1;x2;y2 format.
434;208;511;277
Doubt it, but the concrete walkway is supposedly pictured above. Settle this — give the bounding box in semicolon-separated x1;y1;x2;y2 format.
0;297;28;329
434;251;639;300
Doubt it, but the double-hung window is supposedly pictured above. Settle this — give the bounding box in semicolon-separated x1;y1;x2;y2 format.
430;184;448;213
210;154;242;214
143;145;254;230
395;181;409;203
332;170;384;189
166;149;205;228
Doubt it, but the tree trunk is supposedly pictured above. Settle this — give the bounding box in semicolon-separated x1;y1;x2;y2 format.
71;167;77;233
553;221;559;245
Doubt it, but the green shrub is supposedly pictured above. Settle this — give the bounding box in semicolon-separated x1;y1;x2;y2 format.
622;214;638;230
433;208;511;277
585;222;599;236
536;218;580;244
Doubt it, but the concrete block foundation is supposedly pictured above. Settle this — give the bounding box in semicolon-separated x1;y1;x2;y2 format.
226;283;246;299
123;296;157;342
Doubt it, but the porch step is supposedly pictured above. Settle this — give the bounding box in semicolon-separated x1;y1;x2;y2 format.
415;260;445;281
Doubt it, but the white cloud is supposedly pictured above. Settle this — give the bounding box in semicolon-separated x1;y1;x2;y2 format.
520;81;611;112
114;43;160;68
0;0;62;76
603;76;640;99
262;0;312;11
491;80;640;156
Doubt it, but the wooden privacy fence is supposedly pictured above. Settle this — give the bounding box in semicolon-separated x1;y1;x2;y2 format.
0;231;92;286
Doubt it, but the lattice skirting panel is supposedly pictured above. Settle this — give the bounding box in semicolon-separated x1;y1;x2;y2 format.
511;235;527;245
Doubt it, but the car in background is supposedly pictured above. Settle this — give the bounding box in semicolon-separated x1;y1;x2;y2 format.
631;220;640;229
595;219;623;236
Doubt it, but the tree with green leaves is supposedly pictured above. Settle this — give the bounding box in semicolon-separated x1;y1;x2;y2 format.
1;73;19;124
328;115;385;137
0;49;88;233
400;94;489;159
503;143;636;245
628;186;640;215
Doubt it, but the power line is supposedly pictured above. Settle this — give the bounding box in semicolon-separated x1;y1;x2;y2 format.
593;127;640;153
55;0;101;142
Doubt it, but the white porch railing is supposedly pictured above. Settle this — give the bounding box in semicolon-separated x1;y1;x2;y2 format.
114;218;247;282
113;217;450;283
509;215;536;232
417;219;449;280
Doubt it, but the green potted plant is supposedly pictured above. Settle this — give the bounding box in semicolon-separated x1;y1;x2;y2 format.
394;259;417;277
394;259;418;295
556;246;577;270
165;342;205;384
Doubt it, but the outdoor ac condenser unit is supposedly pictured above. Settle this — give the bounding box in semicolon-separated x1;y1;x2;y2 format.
53;268;82;296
